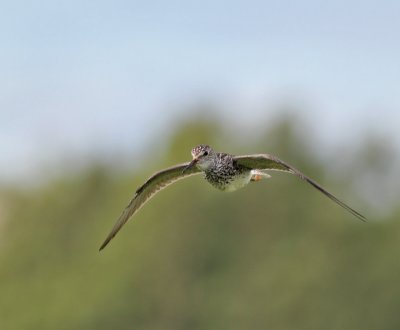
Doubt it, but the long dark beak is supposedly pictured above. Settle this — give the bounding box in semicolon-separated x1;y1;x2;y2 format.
182;158;198;174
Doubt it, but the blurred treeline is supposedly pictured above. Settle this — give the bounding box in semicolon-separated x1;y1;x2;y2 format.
1;116;399;330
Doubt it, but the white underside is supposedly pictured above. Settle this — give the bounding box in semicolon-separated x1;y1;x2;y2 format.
223;169;270;192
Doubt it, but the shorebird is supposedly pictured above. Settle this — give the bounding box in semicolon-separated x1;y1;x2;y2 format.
99;144;366;250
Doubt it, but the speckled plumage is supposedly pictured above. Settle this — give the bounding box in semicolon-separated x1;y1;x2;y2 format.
203;152;247;190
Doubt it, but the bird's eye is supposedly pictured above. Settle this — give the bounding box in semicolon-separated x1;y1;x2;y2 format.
203;151;208;156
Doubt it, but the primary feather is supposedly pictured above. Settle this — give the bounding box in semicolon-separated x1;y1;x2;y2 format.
99;162;201;250
234;154;367;222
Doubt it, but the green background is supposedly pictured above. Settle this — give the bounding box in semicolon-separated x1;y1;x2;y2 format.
1;116;398;329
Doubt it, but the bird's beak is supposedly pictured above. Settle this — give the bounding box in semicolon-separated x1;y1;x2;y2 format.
182;158;198;174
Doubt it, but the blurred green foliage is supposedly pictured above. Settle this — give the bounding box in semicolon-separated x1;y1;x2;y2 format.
1;117;399;330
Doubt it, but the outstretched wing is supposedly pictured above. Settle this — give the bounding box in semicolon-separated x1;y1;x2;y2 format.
99;162;201;250
234;154;367;222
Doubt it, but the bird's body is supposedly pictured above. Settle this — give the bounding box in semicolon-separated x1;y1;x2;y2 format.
99;144;366;250
200;152;270;191
202;152;248;191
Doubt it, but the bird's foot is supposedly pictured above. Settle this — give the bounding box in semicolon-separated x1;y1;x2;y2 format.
250;170;271;182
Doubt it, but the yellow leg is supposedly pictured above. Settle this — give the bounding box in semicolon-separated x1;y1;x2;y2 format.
250;170;271;182
251;174;263;181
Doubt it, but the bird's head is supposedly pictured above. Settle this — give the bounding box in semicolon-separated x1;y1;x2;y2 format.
182;144;215;173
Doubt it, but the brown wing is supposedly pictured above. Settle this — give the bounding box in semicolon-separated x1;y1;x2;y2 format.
99;162;201;250
234;154;366;222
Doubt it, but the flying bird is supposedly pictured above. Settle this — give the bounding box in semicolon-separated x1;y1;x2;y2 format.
99;144;366;250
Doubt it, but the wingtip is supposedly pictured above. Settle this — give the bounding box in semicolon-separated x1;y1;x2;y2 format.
98;239;110;252
358;214;368;223
350;208;368;223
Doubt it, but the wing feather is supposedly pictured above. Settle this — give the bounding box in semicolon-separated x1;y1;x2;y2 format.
99;162;201;250
234;154;367;222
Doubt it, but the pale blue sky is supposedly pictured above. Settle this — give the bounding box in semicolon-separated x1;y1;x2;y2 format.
1;0;400;183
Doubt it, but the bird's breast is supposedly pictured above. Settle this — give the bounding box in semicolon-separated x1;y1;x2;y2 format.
205;168;252;192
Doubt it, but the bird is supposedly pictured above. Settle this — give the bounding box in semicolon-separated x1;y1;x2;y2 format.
99;144;366;250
